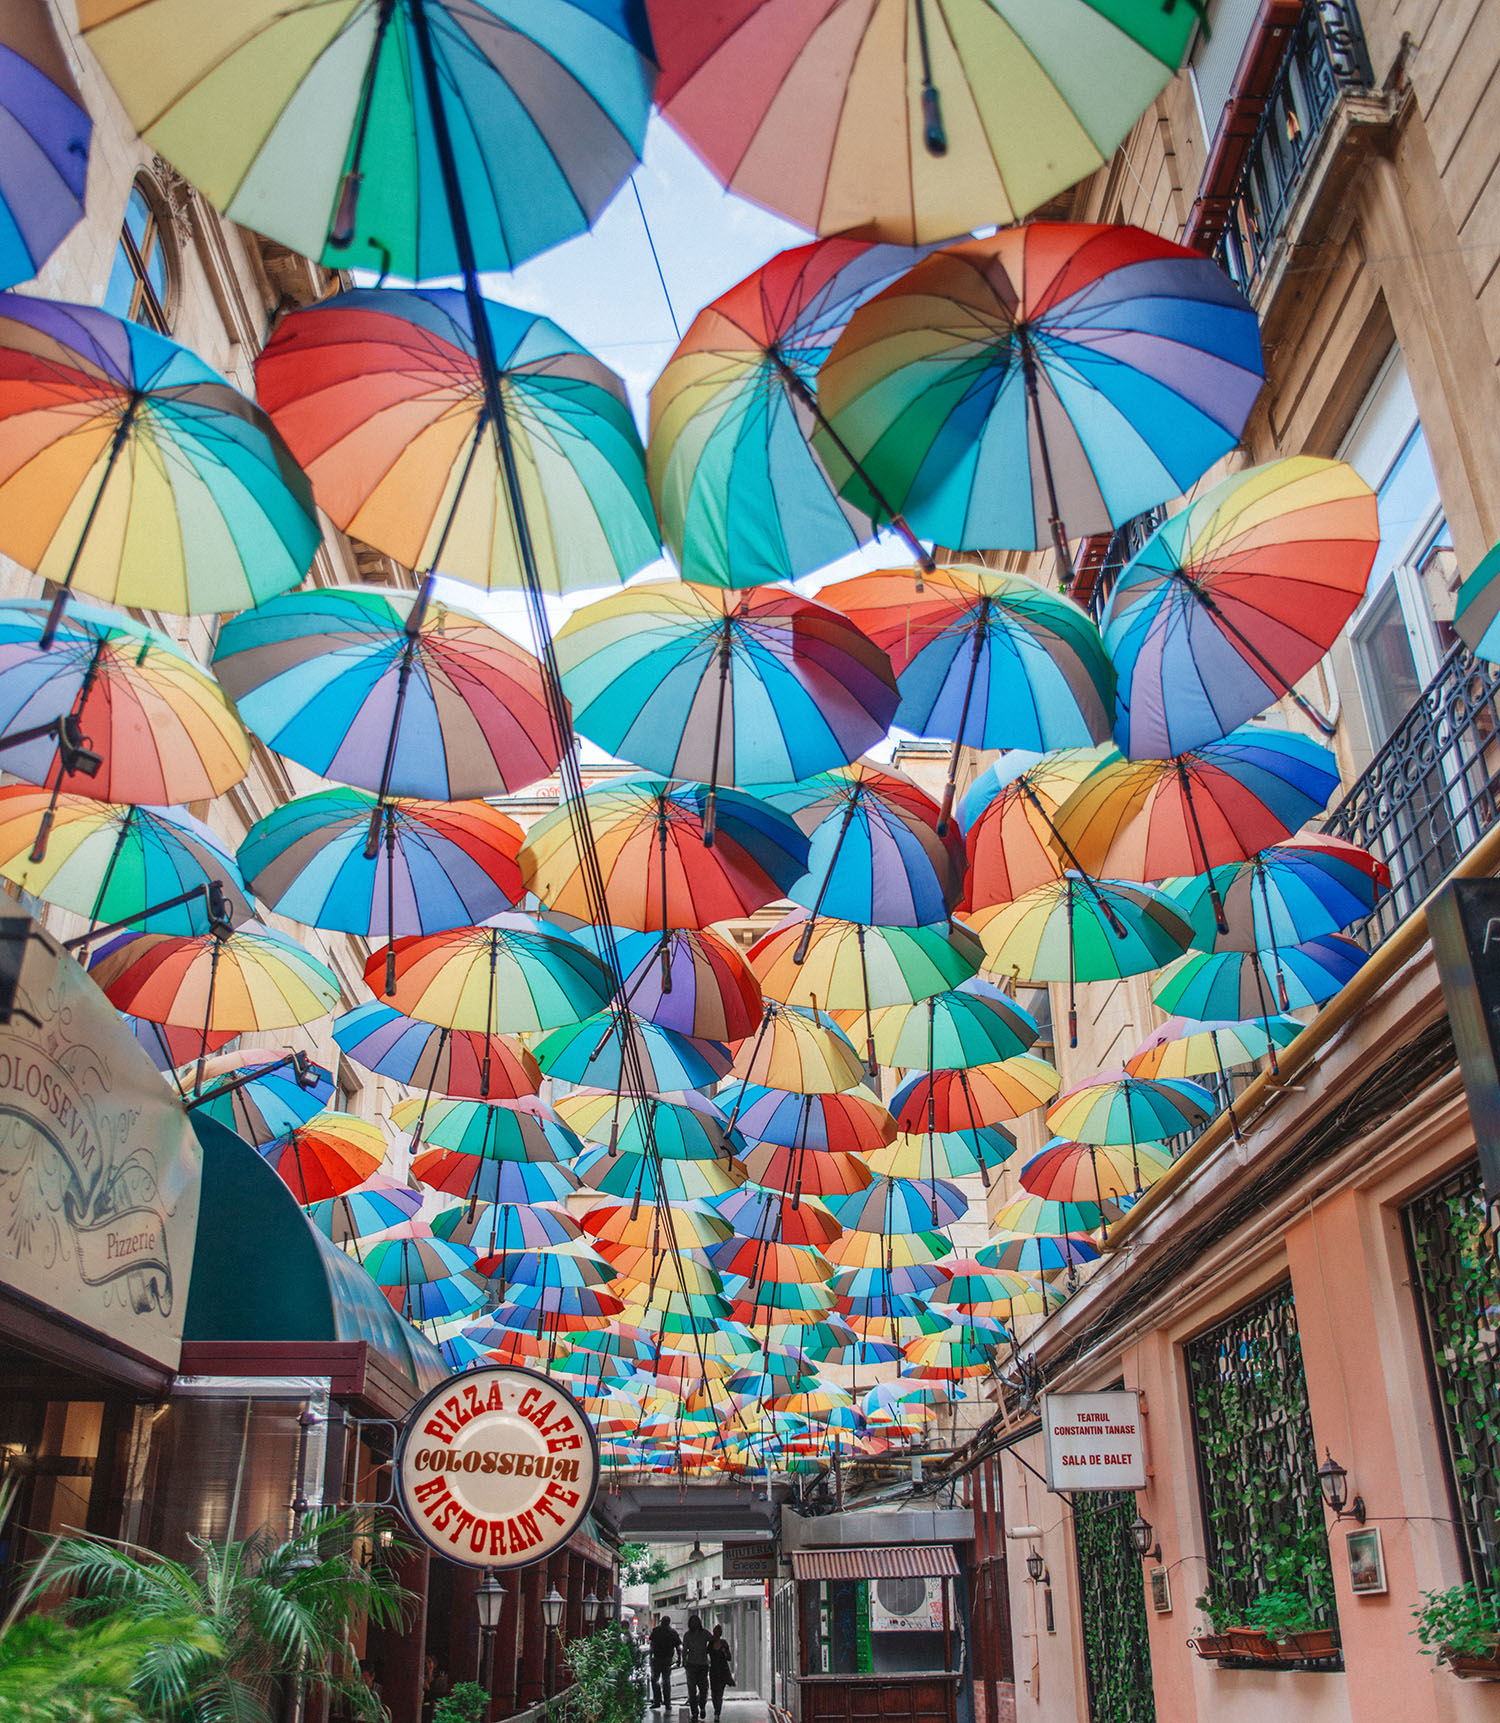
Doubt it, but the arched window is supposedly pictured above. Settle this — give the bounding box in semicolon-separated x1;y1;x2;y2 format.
103;180;173;332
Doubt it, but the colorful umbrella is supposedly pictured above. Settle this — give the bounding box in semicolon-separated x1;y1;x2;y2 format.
890;1058;1061;1132
213;585;559;803
969;875;1194;1045
362;1237;482;1323
1125;1015;1300;1082
861;980;1038;1071
1020;1135;1172;1204
865;1126;1015;1183
519;777;808;931
553;1093;739;1162
741;1143;872;1201
824;565;1114;823
1104;457;1379;758
555;583;899;805
989;1194;1113;1237
579;927;763;1044
1046;1071;1214;1147
433;1201;582;1258
258;288;658;598
0;598;249;812
713;1187;844;1251
411;1149;578;1209
717;1082;895;1154
826;1176;968;1234
730;1002;866;1093
977;1231;1099;1272
647;3;1197;243
0;791;252;938
1050;726;1341;933
1454;536;1500;661
184;1049;333;1146
78;0;655;282
240;791;523;967
534;1013;733;1093
578;1149;745;1204
306;1175;423;1249
1152;934;1368;1021
390;1095;581;1165
0;296;318;640
258;1112;386;1203
818;225;1263;566
332;1002;541;1102
0;0;91;290
648;237;933;587
961;746;1113;907
583;1200;735;1253
124;1015;236;1072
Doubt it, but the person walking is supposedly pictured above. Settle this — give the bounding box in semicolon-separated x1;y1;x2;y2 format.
682;1613;713;1722
649;1614;681;1711
707;1624;734;1723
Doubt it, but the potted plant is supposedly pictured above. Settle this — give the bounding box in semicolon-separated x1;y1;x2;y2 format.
1189;1586;1234;1659
1413;1584;1500;1679
1245;1588;1338;1661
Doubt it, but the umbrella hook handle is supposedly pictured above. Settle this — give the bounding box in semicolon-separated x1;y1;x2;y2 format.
912;0;948;155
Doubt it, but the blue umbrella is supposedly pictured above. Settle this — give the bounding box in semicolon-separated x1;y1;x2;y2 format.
1153;933;1368;1022
534;1012;732;1093
0;2;90;290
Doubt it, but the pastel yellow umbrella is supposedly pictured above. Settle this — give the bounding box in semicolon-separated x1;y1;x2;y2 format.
730;1001;866;1093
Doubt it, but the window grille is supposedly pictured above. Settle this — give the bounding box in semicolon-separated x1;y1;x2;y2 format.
1073;1489;1156;1723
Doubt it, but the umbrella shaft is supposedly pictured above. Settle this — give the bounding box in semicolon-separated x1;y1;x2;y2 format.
1019;337;1070;587
41;394;142;650
1173;573;1338;736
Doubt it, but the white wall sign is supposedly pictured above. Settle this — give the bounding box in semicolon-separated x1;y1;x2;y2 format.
396;1365;600;1568
1041;1391;1146;1492
0;917;200;1369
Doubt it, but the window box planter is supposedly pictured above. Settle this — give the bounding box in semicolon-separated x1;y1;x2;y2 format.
1226;1628;1279;1661
1444;1647;1500;1681
1188;1635;1230;1659
1281;1630;1339;1660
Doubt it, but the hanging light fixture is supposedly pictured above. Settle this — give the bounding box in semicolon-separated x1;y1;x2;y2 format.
583;1590;602;1627
476;1571;506;1633
1127;1514;1161;1562
542;1585;567;1633
1315;1449;1366;1523
1025;1547;1044;1583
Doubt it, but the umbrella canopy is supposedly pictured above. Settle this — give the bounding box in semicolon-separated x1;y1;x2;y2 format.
1020;1135;1173;1204
240;790;523;944
411;1148;579;1208
713;1187;844;1251
185;1050;334;1146
78;0;655;281
718;1081;895;1154
977;1231;1099;1272
332;1002;541;1101
1455;536;1500;661
890;1058;1061;1131
1162;835;1388;955
0;296;318;631
0;598;249;807
749;916;983;1011
865;1125;1015;1182
306;1175;423;1247
741;1143;872;1200
535;1012;733;1093
646;2;1197;243
390;1096;581;1164
433;1201;582;1257
825;1176;968;1234
648;237;930;587
1104;457;1379;758
554;1093;739;1162
1046;1071;1215;1146
258;289;658;598
577;1149;746;1204
520;777;808;931
581;927;763;1044
0;0;91;290
1152;934;1368;1021
1125;1015;1301;1081
0;791;253;937
989;1194;1113;1237
213;585;559;802
583;1200;735;1252
961;746;1113;907
370;920;613;1037
730;1002;866;1093
818;225;1263;561
555;583;898;792
861;980;1038;1070
258;1112;386;1203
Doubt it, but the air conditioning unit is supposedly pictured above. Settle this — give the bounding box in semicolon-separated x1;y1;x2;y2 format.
867;1575;945;1633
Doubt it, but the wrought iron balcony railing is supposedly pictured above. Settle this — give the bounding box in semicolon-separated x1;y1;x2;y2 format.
1083;505;1168;625
1213;2;1374;292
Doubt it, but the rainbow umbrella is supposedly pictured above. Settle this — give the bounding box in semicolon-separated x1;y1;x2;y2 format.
306;1175;423;1249
742;1143;872;1201
362;1236;483;1323
712;1188;844;1252
390;1095;581;1165
553;1093;739;1162
433;1201;581;1259
902;1336;1004;1379
969;875;1194;1046
582;1200;735;1253
1020;1136;1173;1205
730;1002;866;1094
0;598;248;813
1050;726;1341;933
717;1082;895;1154
961;746;1114;907
488;1242;615;1292
578;927;763;1044
890;1058;1061;1132
80;0;654;282
520;776;808;931
818;225;1263;569
648;238;932;587
861;980;1038;1071
1152;935;1368;1022
977;1232;1099;1273
213;585;559;804
332;1002;540;1102
258;1113;386;1203
824;565;1114;822
240;791;523;963
832;1264;949;1303
554;583;898;805
1104;457;1379;758
0;296;318;641
1047;1071;1215;1147
1125;1015;1300;1082
369;919;613;1037
576;1147;746;1205
184;1049;333;1146
0;790;252;938
1455;536;1500;660
258;289;658;599
0;0;91;290
865;1126;1015;1183
535;1013;732;1093
125;1016;236;1072
826;1176;968;1233
411;1148;578;1208
646;3;1197;244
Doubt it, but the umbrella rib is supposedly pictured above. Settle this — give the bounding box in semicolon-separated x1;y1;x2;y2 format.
1176;760;1229;934
1171;571;1337;735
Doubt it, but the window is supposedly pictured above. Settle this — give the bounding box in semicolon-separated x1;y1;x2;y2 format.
103;182;172;332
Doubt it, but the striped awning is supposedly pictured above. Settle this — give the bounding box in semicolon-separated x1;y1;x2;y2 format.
790;1546;958;1581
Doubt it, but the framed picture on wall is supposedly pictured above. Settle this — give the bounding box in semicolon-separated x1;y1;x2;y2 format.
1149;1567;1172;1614
1346;1527;1387;1595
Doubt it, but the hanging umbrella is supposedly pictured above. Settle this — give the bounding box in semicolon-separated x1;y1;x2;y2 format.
183;1050;334;1146
369;920;613;1041
0;790;253;938
240;790;523;971
576;1145;747;1205
78;0;655;281
646;3;1198;244
0;598;249;816
865;1126;1015;1183
0;296;319;642
717;1082;895;1155
990;1194;1113;1237
1125;1015;1300;1082
489;1243;616;1293
1152;934;1368;1021
519;776;808;931
553;1093;739;1162
1104;457;1379;758
332;1002;541;1102
213;585;560;804
258;289;658;598
648;237;934;587
961;746;1114;907
362;1236;483;1319
1454;536;1500;660
258;1113;386;1203
582;1200;735;1253
554;583;899;811
390;1095;581;1166
1046;1071;1215;1146
741;1143;872;1201
535;1013;732;1093
861;980;1038;1071
969;875;1194;1046
124;1016;236;1072
890;1058;1061;1132
0;0;91;290
433;1201;581;1258
826;1176;968;1234
712;1187;844;1252
1050;726;1341;934
824;565;1114;824
977;1232;1100;1272
577;927;763;1044
818;225;1263;569
306;1175;423;1249
1019;1136;1173;1204
730;1002;865;1094
411;1148;579;1208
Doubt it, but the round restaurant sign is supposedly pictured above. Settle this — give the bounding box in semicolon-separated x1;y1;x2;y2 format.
394;1365;600;1568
